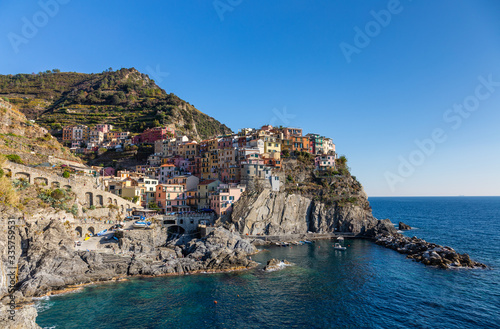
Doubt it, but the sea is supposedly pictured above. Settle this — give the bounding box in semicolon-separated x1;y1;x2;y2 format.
35;197;500;329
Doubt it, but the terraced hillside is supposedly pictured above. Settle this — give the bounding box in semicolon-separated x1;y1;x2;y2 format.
0;68;232;140
0;99;80;165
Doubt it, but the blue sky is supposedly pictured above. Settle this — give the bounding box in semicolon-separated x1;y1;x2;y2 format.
1;0;499;196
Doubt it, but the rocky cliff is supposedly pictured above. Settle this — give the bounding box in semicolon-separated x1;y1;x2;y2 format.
230;156;395;237
2;219;256;296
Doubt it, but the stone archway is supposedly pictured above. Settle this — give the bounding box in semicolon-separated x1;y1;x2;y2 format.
51;181;60;189
121;205;124;213
107;197;112;204
14;172;30;183
75;226;83;238
85;192;93;207
88;227;95;235
96;195;103;206
114;199;117;205
34;177;48;186
63;185;72;190
167;225;185;235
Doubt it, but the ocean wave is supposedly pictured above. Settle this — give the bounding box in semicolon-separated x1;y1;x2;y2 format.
34;300;54;313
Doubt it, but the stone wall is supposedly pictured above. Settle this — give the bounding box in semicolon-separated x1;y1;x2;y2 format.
2;162;142;218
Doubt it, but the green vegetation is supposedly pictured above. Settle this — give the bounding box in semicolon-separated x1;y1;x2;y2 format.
335;155;350;176
147;201;161;210
62;170;71;178
12;178;30;190
0;177;18;205
0;68;231;139
38;188;77;214
5;154;23;164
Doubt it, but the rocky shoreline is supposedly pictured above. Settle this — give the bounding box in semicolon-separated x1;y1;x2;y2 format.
0;219;259;329
374;233;488;269
1;215;489;329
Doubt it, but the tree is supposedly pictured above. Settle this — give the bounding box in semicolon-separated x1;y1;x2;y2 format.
52;69;61;73
148;201;160;210
62;170;70;178
152;120;160;127
111;94;121;105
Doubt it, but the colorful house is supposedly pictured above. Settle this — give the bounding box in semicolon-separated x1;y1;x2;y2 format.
209;184;246;216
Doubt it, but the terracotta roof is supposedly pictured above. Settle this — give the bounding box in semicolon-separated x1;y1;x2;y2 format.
161;164;175;167
198;180;217;185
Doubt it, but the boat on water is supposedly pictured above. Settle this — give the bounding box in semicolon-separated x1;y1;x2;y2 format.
333;243;346;250
303;240;313;244
337;236;344;241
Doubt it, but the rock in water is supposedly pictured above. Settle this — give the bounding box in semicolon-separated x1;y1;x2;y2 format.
264;258;293;271
398;222;412;230
374;234;488;269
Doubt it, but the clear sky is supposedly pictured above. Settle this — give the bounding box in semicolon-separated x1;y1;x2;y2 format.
1;0;499;196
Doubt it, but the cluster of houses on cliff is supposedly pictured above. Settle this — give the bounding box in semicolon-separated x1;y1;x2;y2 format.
61;123;337;216
62;124;177;152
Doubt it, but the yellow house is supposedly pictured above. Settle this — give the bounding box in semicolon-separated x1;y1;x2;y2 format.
261;135;281;154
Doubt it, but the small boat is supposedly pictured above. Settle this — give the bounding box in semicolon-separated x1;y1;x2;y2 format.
337;236;344;242
333;243;346;250
133;221;151;228
96;229;107;237
281;242;290;247
303;240;313;244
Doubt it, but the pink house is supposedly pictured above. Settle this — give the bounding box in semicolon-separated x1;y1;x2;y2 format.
218;137;233;149
315;155;336;171
156;184;189;213
100;167;116;177
210;184;246;216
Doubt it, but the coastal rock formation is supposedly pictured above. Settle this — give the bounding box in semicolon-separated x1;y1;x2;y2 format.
7;220;256;300
264;259;292;271
374;234;487;269
230;157;396;238
231;188;396;237
0;218;41;328
398;222;412;230
0;303;40;329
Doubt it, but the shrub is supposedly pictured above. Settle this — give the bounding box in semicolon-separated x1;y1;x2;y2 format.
5;154;23;164
0;177;19;205
147;201;160;210
62;170;70;178
51;189;65;200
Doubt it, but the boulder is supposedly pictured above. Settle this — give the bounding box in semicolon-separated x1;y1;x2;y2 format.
398;222;412;230
264;258;293;271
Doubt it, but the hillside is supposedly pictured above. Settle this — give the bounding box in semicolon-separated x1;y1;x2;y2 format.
0;99;80;165
0;68;232;140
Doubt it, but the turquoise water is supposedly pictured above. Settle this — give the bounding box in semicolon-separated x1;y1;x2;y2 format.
36;197;500;329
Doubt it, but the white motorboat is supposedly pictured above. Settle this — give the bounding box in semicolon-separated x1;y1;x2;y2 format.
334;243;346;250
